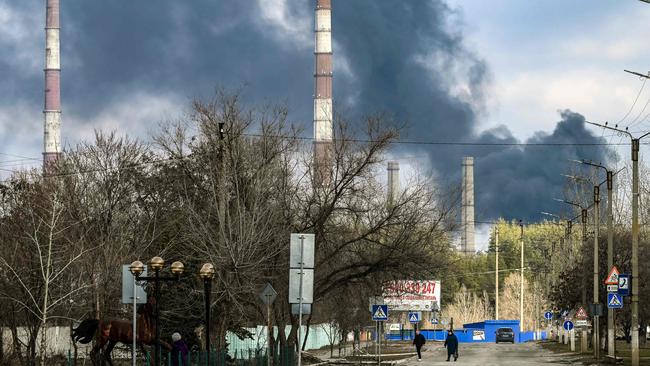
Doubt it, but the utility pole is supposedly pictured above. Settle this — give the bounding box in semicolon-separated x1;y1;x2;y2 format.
495;226;499;320
592;185;600;360
581;208;588;354
519;220;524;332
587;116;650;366
567;221;573;267
572;160;623;357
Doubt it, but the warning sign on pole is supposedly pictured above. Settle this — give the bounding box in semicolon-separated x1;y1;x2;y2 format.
576;307;588;319
604;266;620;285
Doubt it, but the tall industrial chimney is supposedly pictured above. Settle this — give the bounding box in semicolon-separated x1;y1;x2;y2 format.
43;0;62;166
313;0;333;184
461;157;475;254
387;161;399;207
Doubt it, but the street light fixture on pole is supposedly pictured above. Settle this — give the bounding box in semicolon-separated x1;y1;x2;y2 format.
572;160;625;357
129;257;185;366
586;118;650;366
199;263;216;365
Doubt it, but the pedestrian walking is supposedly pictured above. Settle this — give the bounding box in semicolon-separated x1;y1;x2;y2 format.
443;330;459;362
171;332;189;366
413;329;426;361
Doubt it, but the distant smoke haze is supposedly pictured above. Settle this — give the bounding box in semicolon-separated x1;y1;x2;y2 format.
0;0;614;220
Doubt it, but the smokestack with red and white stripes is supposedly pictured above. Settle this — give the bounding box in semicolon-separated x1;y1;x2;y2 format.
313;0;333;184
43;0;62;166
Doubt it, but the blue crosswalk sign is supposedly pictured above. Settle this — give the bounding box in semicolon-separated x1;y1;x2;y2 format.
371;305;388;321
607;293;623;309
408;312;421;323
563;320;574;331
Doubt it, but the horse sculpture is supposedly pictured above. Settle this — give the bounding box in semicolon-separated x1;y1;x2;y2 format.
72;298;172;366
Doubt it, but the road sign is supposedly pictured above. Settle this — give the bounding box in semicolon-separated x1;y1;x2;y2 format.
544;311;553;320
259;283;277;305
575;307;588;318
431;318;438;324
607;284;618;292
121;264;147;304
561;309;569;318
607;293;623;309
563;320;574;331
290;233;315;268
408;312;421;323
288;268;314;303
618;274;630;296
372;305;389;321
575;319;589;327
604;266;620;285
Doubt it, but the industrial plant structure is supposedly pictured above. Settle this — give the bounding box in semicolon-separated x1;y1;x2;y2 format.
43;0;62;166
461;156;475;254
313;0;333;184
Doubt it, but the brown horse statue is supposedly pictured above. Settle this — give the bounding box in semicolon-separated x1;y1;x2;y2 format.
72;298;172;366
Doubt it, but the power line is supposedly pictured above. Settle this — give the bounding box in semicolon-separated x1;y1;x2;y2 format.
618;78;647;125
240;133;645;147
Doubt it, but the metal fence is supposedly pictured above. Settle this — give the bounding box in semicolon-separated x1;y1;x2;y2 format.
64;346;297;366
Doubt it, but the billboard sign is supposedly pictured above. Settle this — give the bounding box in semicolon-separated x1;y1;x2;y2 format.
382;280;441;311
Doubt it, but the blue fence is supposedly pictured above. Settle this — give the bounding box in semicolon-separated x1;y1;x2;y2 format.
385;320;547;344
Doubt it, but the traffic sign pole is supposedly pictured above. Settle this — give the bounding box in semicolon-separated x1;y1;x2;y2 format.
298;235;304;366
377;321;381;366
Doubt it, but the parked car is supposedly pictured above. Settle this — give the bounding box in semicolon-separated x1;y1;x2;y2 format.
496;327;515;343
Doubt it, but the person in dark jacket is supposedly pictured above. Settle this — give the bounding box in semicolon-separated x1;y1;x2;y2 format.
443;330;459;362
171;332;189;366
412;330;426;361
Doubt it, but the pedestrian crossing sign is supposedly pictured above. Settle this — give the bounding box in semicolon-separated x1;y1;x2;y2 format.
371;305;388;321
604;266;620;285
408;312;421;323
607;293;623;309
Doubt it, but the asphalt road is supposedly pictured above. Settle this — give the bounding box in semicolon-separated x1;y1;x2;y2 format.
402;341;583;365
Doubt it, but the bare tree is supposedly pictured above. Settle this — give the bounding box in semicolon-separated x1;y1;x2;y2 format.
441;285;491;326
0;175;92;366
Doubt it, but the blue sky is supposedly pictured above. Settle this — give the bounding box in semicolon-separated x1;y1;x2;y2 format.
1;0;649;233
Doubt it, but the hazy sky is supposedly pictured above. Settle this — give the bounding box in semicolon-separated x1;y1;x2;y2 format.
1;0;650;236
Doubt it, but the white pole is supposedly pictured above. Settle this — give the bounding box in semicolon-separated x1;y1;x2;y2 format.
298;235;305;366
377;321;381;366
570;329;575;352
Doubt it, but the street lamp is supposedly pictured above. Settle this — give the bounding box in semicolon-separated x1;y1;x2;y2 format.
571;160;626;358
199;263;216;365
129;257;185;366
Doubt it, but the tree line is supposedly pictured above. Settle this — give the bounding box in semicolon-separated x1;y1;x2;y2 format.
0;92;457;365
